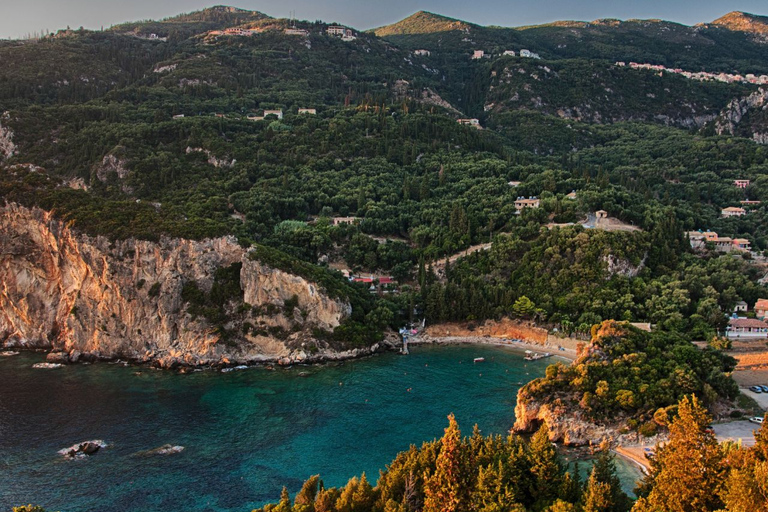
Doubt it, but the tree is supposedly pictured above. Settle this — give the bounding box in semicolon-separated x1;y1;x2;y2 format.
634;395;725;512
512;296;536;319
528;423;564;509
583;447;632;512
423;414;469;512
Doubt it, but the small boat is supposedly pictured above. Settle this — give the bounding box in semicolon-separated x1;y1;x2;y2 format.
473;357;485;363
524;351;552;361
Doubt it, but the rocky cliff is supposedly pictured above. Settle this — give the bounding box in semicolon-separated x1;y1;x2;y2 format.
714;87;768;143
0;203;378;367
513;389;664;447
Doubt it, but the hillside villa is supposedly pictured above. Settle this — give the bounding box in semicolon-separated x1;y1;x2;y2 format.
726;317;768;340
756;299;768;320
722;206;747;217
734;179;750;188
331;216;359;226
687;231;751;252
457;118;481;128
515;197;540;212
327;26;356;40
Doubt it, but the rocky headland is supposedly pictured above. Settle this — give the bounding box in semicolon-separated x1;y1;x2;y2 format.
0;203;392;368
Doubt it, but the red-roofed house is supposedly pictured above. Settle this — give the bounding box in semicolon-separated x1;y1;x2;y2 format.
755;299;768;320
727;317;768;339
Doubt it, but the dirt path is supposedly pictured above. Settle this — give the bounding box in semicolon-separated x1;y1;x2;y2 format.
431;243;492;276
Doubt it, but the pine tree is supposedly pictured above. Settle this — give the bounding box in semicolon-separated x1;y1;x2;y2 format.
528;423;564;509
423;414;469;512
582;448;632;512
633;395;725;512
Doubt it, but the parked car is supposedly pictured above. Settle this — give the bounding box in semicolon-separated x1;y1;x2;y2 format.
760;385;768;392
749;386;763;393
749;416;764;424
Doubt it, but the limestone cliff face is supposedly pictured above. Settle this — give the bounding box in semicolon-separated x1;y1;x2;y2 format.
714;88;768;143
0;203;369;367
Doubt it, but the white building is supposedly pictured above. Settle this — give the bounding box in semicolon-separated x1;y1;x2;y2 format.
472;50;485;60
520;49;541;59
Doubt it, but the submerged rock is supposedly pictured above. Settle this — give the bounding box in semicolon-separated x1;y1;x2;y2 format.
58;440;108;459
32;362;63;369
133;444;185;457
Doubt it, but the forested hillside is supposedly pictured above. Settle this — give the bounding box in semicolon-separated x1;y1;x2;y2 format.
2;5;768;347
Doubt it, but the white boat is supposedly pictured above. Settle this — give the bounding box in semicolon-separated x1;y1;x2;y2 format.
473;357;485;363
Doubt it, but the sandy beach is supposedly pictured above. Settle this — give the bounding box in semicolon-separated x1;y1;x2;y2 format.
614;446;651;474
407;334;578;362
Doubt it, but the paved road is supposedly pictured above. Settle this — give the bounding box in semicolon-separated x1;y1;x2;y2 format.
714;420;762;447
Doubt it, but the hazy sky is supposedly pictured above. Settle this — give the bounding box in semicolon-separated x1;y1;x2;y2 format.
3;0;768;39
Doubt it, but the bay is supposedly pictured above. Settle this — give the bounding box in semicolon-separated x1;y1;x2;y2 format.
0;344;641;512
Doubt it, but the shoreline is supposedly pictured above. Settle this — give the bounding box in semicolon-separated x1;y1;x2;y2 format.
613;446;650;474
407;334;578;362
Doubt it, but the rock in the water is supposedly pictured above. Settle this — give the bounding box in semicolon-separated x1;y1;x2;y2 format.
46;351;70;364
58;440;107;459
32;362;63;369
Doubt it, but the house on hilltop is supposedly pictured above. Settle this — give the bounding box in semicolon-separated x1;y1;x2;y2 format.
734;179;750;189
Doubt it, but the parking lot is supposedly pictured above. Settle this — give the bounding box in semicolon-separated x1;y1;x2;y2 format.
713;420;762;447
740;388;768;410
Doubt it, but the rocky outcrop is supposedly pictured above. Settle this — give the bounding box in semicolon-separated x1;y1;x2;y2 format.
0;203;371;367
186;146;235;168
0;113;16;160
513;390;664;447
714;88;768;141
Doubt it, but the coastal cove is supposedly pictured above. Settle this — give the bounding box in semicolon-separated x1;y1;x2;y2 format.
0;345;641;512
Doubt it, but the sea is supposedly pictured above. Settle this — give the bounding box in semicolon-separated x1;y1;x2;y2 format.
0;344;643;512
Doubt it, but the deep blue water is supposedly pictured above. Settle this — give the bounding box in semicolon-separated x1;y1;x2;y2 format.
0;345;642;512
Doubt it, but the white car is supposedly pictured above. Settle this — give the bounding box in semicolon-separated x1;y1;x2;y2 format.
749;416;764;425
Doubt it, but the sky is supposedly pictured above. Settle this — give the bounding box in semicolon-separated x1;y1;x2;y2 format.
2;0;768;39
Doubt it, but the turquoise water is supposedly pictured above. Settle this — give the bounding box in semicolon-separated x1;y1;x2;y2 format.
0;345;642;511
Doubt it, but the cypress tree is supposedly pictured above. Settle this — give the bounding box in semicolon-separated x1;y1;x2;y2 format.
423;414;469;512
